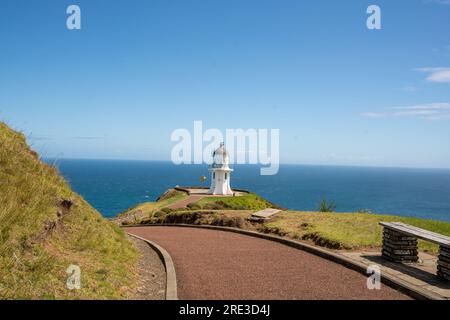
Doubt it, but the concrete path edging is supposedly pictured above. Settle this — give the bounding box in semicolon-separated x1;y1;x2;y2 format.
127;232;178;300
125;223;445;300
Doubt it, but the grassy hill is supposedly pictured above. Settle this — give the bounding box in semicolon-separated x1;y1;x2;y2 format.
0;122;137;299
260;211;450;253
114;189;189;225
192;193;279;210
123;189;450;254
116;191;276;226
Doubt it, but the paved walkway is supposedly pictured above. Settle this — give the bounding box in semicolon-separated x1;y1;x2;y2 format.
167;195;205;209
126;226;410;300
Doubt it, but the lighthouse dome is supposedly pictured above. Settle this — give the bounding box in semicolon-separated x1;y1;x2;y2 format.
211;142;230;167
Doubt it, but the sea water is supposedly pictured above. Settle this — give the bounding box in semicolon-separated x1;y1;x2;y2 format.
47;159;450;222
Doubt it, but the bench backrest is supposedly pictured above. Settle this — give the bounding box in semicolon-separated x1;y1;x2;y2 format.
380;222;450;248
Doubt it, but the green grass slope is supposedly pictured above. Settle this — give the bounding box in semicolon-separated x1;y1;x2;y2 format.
262;211;450;253
0;122;137;299
125;187;450;255
114;189;188;225
193;193;278;210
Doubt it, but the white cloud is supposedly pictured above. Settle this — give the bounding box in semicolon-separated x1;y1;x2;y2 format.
361;103;450;120
424;0;450;5
394;102;450;110
415;67;450;83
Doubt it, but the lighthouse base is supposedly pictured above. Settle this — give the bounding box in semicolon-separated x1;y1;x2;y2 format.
208;186;233;196
208;169;233;196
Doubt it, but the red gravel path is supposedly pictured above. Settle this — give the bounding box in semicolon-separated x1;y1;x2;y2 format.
167;196;205;209
126;226;410;300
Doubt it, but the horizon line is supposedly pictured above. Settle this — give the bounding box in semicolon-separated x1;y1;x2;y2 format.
42;157;450;171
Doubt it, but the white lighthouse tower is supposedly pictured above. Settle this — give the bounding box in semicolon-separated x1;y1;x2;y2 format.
208;142;233;195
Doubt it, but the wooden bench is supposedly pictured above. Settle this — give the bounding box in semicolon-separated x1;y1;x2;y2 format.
379;222;450;281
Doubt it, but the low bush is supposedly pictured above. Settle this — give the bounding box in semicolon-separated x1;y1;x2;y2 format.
211;216;246;228
317;198;336;212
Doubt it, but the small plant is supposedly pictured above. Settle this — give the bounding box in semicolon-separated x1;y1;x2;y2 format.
187;203;202;210
152;210;165;218
160;207;173;214
318;197;336;212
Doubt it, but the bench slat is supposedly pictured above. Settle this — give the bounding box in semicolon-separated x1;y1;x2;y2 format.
380;222;450;247
382;222;450;244
388;223;450;242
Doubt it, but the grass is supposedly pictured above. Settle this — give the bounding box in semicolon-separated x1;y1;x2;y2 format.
117;192;273;225
115;189;188;224
261;211;450;253
124;187;450;255
0;122;137;299
138;209;255;229
194;193;278;210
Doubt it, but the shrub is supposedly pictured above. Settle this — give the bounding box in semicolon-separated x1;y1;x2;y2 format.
152;210;165;218
318;198;336;212
187;203;202;210
160;207;173;214
161;211;210;224
211;216;245;228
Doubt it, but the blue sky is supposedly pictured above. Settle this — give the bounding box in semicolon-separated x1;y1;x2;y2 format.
1;0;450;168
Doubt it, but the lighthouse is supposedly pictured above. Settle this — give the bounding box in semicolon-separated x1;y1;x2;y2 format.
208;142;233;195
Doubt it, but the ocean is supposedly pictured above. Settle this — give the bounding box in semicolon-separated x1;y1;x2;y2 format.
47;159;450;222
